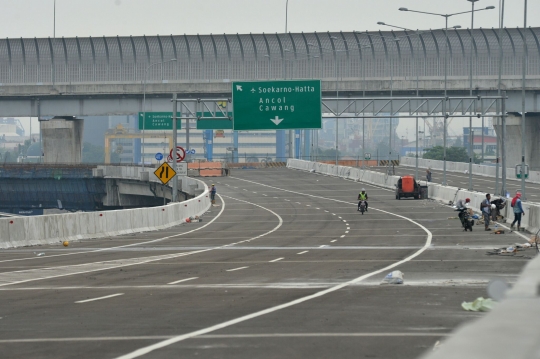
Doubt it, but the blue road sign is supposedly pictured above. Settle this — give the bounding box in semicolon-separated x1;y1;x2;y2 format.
190;149;196;154
155;152;164;161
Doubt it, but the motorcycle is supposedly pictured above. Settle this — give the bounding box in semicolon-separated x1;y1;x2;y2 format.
456;207;474;231
358;200;367;215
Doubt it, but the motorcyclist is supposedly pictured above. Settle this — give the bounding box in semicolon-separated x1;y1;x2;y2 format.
455;198;470;224
455;198;470;209
358;188;368;212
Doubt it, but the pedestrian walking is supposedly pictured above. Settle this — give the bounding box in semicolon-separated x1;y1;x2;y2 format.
210;184;217;205
480;193;492;231
511;192;525;231
426;168;432;182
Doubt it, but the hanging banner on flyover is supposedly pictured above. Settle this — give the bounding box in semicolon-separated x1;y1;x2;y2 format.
232;80;322;131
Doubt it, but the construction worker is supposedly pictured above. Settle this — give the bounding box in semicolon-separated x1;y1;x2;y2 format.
358;188;369;212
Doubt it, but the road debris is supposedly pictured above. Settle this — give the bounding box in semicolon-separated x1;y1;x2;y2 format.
381;270;404;285
461;297;495;312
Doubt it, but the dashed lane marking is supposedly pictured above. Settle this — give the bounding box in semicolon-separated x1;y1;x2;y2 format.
0;332;450;343
297;251;308;255
168;277;199;285
226;266;249;272
0;195;283;288
331;240;337;243
269;258;284;263
75;293;124;304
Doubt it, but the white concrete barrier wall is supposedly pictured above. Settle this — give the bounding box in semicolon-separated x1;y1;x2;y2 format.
400;156;540;184
0;175;211;249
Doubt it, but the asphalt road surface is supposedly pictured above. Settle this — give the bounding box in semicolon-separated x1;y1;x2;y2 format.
0;168;534;359
370;165;540;201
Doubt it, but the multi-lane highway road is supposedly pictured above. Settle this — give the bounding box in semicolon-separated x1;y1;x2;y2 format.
0;168;533;359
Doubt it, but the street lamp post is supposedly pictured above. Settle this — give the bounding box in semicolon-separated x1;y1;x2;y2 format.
377;22;424;180
142;58;177;166
520;0;528;200
399;5;494;185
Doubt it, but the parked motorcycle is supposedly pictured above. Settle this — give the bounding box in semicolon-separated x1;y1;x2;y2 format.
456;207;474;231
358;200;367;215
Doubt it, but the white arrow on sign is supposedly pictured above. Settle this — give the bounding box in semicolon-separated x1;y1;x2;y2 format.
236;85;243;91
270;116;284;126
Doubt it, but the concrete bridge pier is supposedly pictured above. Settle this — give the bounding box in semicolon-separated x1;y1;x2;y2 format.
41;116;84;164
494;113;540;171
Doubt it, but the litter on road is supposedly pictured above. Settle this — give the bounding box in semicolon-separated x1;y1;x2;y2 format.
381;270;404;285
461;297;495;312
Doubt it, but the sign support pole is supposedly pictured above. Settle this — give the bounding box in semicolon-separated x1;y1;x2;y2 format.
172;93;178;202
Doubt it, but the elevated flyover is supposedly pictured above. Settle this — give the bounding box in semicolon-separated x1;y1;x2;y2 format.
0;167;535;358
0;28;539;116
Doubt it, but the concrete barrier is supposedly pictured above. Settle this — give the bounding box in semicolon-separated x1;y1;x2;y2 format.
0;173;211;249
400;156;540;184
288;158;540;358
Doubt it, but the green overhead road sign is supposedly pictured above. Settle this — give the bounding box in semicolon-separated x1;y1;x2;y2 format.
232;80;322;131
138;112;181;130
196;112;233;130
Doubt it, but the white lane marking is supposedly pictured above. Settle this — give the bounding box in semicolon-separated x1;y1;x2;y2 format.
269;258;284;263
226;266;249;272
0;194;226;265
0;195;283;288
331;240;337;243
316;208;320;210
306;205;311;207
345;231;349;234
332;213;336;216
340;235;345;238
338;216;342;219
262;194;268;196
319;245;327;248
296;202;301;204
284;199;290;201
114;177;433;359
168;277;199;285
0;332;450;343
342;220;347;223
253;192;257;194
243;189;248;191
347;227;350;230
273;197;279;199
297;251;308;255
75;293;124;304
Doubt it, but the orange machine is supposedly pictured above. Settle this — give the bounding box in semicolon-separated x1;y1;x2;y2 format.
395;175;421;200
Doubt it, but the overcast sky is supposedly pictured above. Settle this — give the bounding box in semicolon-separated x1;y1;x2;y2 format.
2;0;535;140
1;0;536;38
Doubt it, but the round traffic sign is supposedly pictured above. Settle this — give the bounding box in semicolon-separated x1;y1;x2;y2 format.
168;146;186;163
155;152;164;161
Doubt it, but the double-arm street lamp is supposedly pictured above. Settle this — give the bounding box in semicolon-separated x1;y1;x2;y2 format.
399;5;493;185
376;22;423;180
308;39;371;165
142;58;177;166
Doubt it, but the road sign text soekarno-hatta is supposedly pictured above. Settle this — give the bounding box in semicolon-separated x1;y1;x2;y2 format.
232;80;322;131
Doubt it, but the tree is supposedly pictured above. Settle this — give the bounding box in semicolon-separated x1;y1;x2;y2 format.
453;137;463;148
423;146;474;163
